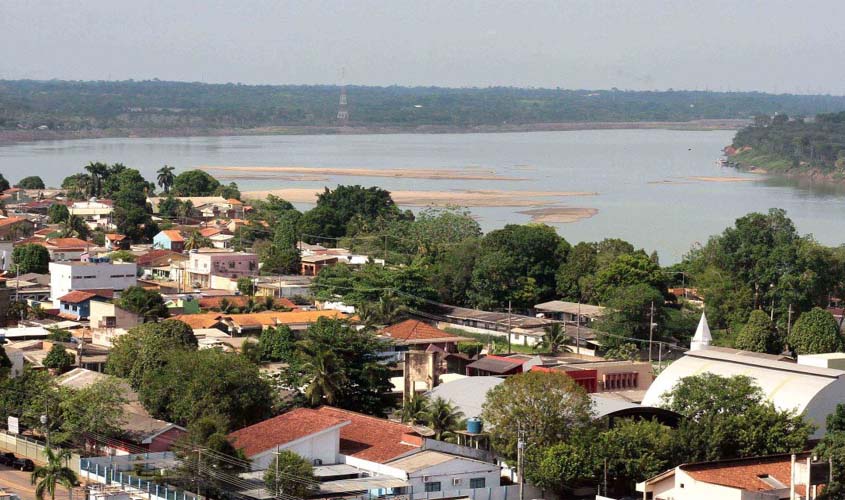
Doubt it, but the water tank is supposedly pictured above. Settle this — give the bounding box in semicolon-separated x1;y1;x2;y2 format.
466;417;483;434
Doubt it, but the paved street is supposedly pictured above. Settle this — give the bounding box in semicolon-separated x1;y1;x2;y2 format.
0;463;78;500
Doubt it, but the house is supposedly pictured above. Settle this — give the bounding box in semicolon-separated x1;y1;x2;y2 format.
104;234;129;251
185;250;258;289
153;230;185;252
533;300;606;325
529;358;654;396
637;453;823;500
57;290;113;321
49;259;137;306
465;355;526;377
43;237;96;261
171;309;349;335
197;295;298;311
642;347;845;438
56;368;186;454
300;254;339;276
89;301;142;347
147;196;245;220
429;303;560;348
254;275;314;298
136;249;188;280
0;216;34;240
378;319;471;365
69;198;113;229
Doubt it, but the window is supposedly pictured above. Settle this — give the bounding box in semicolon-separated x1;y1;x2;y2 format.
470;478;486;489
424;482;441;493
603;372;639;391
229;262;235;268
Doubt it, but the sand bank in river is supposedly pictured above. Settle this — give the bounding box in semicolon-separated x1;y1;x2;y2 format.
199;165;524;181
517;207;599;223
242;188;597;207
685;176;757;183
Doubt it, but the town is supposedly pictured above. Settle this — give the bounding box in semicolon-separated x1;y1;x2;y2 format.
0;162;843;500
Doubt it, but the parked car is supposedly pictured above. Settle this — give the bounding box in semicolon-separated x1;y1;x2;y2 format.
11;458;34;471
0;453;15;466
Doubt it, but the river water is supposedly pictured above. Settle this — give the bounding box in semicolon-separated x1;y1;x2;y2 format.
3;129;845;263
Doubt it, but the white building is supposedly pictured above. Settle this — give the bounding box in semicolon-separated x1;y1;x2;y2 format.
642;348;845;438
69;198;114;229
49;259;137;306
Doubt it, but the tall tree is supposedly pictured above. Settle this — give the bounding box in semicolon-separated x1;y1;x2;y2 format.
535;323;571;355
0;174;9;192
116;286;169;322
171;170;222;196
734;309;782;353
17;176;45;189
156;165;176;193
788;307;842;354
420;397;464;441
58;378;127;448
12;244;50;274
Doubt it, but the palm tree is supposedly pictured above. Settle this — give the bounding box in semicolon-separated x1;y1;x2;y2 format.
302;350;345;406
157;165;176;193
358;296;407;331
184;231;211;251
61;215;88;239
219;298;233;314
421;397;464;441
535;323;571;355
31;447;78;500
84;162;108;198
400;394;429;424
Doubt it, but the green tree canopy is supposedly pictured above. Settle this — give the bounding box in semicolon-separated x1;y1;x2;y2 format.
661;373;812;462
116;286;170;321
734;309;782;353
17;176;45;189
12;244;50;274
599;419;673;491
0;174;9;191
42;344;74;373
48;203;70;224
596;283;666;345
591;252;667;303
481;371;593;461
527;441;598;496
107;320;198;387
58;378;128;447
171;169;222;196
30;447;78;500
257;325;296;362
263;451;316;499
788;307;842;354
299;185;408;240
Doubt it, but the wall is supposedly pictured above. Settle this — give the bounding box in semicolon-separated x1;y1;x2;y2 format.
250;429;341;471
147;427;187;453
90;301;141;330
407;457;500;497
435;322;541;347
0;430;82;474
49;262;137;305
0;241;13;271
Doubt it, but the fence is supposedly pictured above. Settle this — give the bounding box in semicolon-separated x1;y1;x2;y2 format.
80;457;200;500
0;429;82;474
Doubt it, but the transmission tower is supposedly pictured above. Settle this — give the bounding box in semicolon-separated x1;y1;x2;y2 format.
337;68;349;125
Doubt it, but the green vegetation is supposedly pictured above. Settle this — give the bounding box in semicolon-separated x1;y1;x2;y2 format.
264;451;316;499
17;176;45;189
788;307;843;354
116;286;170;321
731;112;845;174
42;344;74;373
30;447;78;500
733;309;781;353
12;244;50;274
5;80;845;133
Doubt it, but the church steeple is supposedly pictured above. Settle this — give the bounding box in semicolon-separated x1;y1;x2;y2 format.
691;312;712;351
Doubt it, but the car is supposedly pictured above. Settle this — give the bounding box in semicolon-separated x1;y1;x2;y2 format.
0;453;15;466
11;458;34;471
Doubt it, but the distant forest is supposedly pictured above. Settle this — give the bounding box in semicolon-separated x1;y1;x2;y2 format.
3;79;845;131
730;112;845;175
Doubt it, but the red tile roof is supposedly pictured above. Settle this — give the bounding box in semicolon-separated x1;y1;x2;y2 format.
379;319;466;344
228;408;349;457
683;454;809;496
136;249;186;267
160;230;185;242
199;227;222;238
58;289;113;304
0;216;32;228
315;406;420;463
105;234;127;241
198;296;299;310
46;238;92;249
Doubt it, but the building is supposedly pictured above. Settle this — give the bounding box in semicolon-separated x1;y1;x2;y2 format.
69;199;114;229
465;355;526;377
642;347;845;438
171;309;348;335
185;250;258;289
0;216;34;240
89;301;142;347
378;319;471;363
136;249;188;280
147;196;245;219
637;453;822;500
104;234;129;251
49;259;137;306
57;290;113;321
43;237;96;261
533;300;606;325
153;230;186;252
531;358;654;396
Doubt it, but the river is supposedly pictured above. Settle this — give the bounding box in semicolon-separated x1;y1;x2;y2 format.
3;129;845;263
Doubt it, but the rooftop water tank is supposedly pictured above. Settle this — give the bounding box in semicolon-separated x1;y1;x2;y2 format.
466;417;483;434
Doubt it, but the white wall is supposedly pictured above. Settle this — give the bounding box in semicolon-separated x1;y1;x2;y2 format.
49;262;137;305
250;428;341;471
0;241;13;271
407;457;500;496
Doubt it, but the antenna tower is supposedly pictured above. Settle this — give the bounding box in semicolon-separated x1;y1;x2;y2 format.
337;68;349;125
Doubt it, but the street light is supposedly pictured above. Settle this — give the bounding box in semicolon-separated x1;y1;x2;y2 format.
40;414;50;450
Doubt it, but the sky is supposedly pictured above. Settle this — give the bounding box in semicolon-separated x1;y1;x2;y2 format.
2;0;844;94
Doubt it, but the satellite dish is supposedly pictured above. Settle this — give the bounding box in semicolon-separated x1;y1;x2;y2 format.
412;425;435;437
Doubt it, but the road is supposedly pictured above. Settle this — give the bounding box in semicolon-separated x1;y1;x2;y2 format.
0;463;79;500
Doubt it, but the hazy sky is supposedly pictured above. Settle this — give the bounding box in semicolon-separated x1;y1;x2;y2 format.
2;0;844;93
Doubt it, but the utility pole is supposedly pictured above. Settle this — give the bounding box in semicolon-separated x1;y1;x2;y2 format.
196;449;202;499
275;447;281;500
648;301;655;364
787;303;793;338
517;427;525;500
576;302;581;355
507;301;512;354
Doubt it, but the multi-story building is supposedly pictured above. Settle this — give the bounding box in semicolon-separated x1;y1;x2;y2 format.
49;258;137;306
184;249;258;289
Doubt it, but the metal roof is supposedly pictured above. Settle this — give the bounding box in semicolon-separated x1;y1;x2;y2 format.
318;477;409;494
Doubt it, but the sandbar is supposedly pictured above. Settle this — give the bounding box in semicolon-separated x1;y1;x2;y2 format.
199;165;525;181
242;188;597;207
517;207;599;223
685;176;757;183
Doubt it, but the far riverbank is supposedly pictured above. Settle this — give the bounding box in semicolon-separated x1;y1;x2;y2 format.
0;119;748;146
